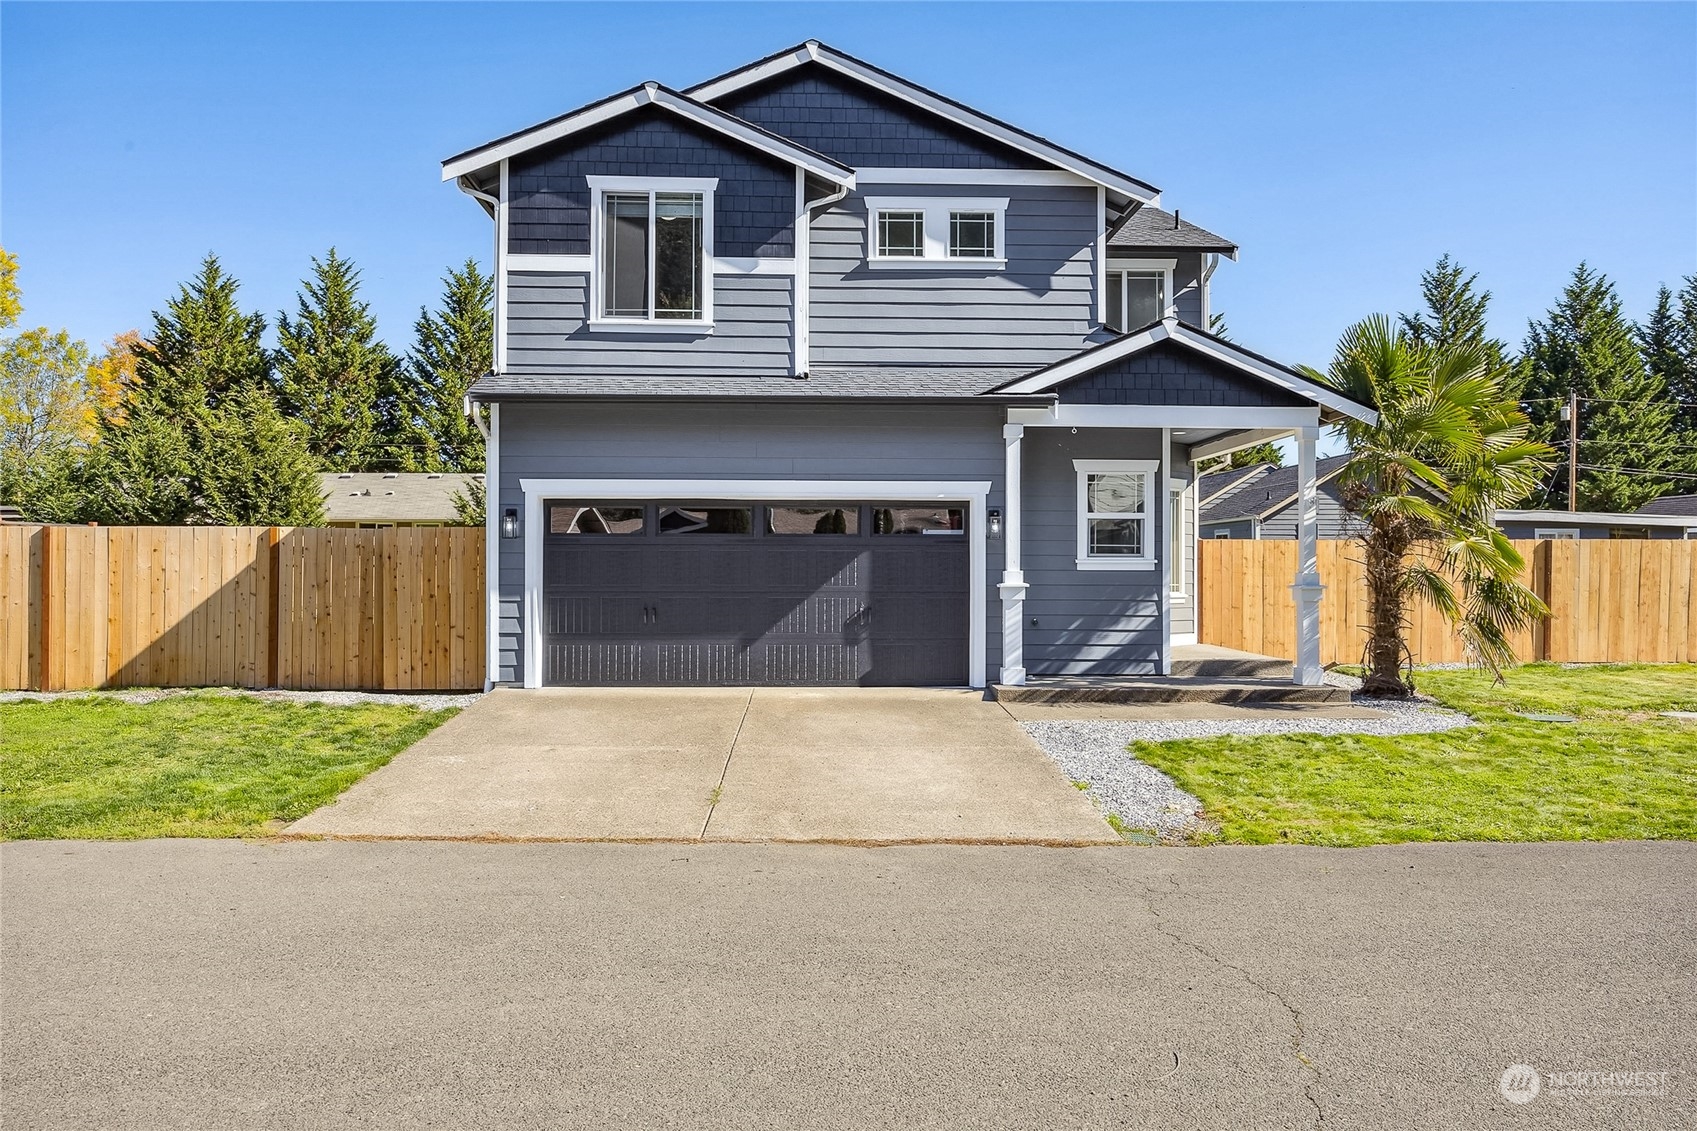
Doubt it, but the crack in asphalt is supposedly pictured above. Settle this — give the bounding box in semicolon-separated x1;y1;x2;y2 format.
1134;870;1326;1127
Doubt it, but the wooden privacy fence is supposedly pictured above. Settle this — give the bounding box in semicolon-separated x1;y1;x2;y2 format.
1199;538;1697;666
1;525;484;691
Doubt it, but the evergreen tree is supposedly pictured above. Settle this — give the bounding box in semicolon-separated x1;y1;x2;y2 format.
274;249;402;470
1670;275;1697;436
1400;254;1514;391
1521;263;1679;510
82;257;323;525
408;259;493;472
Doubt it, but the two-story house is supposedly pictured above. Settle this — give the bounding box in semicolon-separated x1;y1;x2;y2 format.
443;41;1374;691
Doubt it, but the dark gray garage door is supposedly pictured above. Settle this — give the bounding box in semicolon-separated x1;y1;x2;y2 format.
542;500;969;686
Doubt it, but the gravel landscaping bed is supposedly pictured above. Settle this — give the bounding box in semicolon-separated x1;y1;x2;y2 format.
0;687;482;711
1024;674;1475;842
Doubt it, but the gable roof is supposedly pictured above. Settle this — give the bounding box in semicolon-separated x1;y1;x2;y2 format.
1109;205;1237;258
685;41;1160;205
1196;461;1274;506
1200;454;1355;524
986;319;1378;424
441;81;854;185
1637;493;1697;517
1495;508;1697;530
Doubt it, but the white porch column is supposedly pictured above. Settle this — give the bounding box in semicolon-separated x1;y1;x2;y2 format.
998;422;1028;685
1291;425;1325;685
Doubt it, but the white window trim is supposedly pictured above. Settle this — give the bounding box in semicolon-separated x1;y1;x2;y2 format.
587;175;718;328
1535;527;1581;540
1169;484;1189;601
1074;459;1158;571
863;196;1008;269
1104;258;1177;330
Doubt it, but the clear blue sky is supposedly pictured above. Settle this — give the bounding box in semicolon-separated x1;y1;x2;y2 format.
5;1;1694;376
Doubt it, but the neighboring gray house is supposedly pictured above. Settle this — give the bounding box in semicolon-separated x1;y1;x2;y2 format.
1199;454;1363;540
446;41;1374;689
1493;508;1697;540
320;472;483;528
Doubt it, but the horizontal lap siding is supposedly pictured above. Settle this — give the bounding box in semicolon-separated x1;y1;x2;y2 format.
505;272;793;376
1255;485;1363;540
494;402;1008;684
1021;428;1166;675
809;184;1101;368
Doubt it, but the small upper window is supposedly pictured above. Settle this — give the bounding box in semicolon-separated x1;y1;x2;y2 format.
865;197;1007;268
1104;260;1175;332
590;177;716;325
1075;460;1157;569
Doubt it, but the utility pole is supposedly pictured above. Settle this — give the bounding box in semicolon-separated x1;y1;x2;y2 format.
1562;391;1579;512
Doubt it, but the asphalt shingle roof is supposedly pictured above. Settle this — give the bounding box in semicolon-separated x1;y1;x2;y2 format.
1196;462;1272;504
320;473;482;523
1199;454;1355;523
1637;493;1697;517
1109;206;1237;254
469;368;1039;400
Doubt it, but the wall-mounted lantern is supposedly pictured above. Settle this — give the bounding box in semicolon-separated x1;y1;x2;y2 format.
500;507;521;539
987;508;1003;538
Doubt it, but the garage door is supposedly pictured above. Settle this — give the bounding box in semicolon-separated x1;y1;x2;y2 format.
541;500;969;686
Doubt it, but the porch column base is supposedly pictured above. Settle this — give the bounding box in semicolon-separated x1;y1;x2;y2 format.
1290;575;1325;686
998;575;1028;686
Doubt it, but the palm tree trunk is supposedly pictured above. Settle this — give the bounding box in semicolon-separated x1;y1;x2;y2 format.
1361;517;1412;697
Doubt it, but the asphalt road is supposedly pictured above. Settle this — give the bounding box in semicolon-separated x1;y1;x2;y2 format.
3;840;1692;1130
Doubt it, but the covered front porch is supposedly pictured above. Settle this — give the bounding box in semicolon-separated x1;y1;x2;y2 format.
984;318;1377;689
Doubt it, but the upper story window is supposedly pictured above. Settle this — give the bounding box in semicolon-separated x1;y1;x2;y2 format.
588;176;717;327
864;197;1008;269
1074;459;1158;570
1104;258;1175;332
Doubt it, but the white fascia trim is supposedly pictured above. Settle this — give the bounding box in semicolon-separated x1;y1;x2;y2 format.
509;254;592;272
995;319;1378;424
442;83;854;186
516;478;992;689
1009;404;1323;431
1188;428;1297;465
690;45;1158;204
856;168;1094;187
586;174;721;194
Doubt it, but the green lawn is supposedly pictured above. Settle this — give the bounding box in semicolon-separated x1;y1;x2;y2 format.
1135;664;1697;847
0;693;456;840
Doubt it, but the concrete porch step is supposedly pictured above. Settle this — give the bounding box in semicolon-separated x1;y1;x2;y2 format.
1169;643;1293;680
992;678;1352;706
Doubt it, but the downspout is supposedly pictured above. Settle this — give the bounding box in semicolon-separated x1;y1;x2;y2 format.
1200;253;1220;330
793;177;853;376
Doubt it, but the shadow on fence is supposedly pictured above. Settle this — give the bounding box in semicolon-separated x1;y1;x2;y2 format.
0;525;484;692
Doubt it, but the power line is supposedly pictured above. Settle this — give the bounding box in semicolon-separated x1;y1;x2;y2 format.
1577;463;1697;482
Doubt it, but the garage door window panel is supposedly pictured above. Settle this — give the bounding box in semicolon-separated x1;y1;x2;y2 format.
873;506;965;535
657;506;753;535
549;504;646;535
768;505;861;535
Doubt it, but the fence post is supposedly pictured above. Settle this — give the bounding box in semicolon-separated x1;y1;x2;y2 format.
1534;539;1553;662
37;526;55;691
267;526;282;688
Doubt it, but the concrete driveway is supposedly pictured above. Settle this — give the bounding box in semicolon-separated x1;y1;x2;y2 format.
288;687;1117;844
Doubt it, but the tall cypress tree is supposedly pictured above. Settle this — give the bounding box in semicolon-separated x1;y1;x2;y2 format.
88;255;323;525
408;259;493;472
1521;263;1679;511
1400;254;1514;390
274;249;402;470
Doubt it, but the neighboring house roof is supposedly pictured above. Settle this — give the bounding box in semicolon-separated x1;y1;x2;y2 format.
1637;493;1697;517
1200;454;1357;524
1196;462;1275;506
469;368;1042;401
321;473;482;523
441;81;855;186
1108;206;1238;258
1494;509;1697;530
684;40;1160;205
987;318;1379;424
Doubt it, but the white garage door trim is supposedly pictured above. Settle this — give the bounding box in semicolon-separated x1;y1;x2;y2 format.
518;478;993;689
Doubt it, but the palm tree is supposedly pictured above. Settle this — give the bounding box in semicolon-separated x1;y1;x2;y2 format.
1303;316;1555;696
